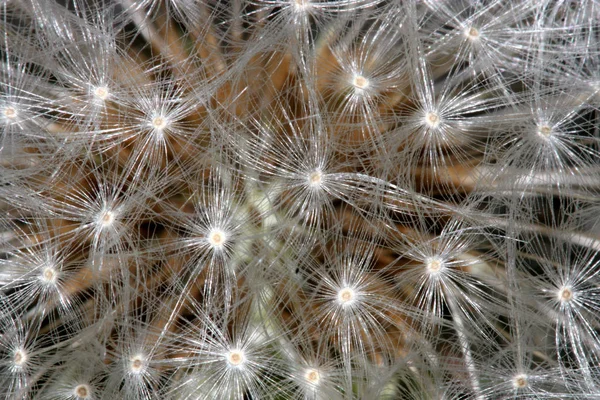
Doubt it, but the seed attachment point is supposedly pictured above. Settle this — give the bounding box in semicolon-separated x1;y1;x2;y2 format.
3;106;17;120
98;210;115;227
305;368;321;385
308;170;323;187
558;286;574;302
130;355;145;373
13;349;27;367
537;125;552;138
41;266;57;284
352;75;369;90
226;349;245;367
93;86;109;100
513;374;528;389
464;26;480;40
151;115;168;130
338;287;356;305
426;256;444;275
425;112;441;128
74;384;91;399
207;229;227;248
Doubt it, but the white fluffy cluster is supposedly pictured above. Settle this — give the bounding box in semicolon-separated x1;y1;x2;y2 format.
1;0;600;398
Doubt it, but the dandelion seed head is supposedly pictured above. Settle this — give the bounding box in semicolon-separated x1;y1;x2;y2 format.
226;349;245;367
512;374;528;389
1;1;598;398
74;384;91;399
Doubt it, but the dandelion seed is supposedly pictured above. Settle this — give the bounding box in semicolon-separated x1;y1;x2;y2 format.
308;169;323;187
74;384;91;399
464;26;480;41
93;86;109;101
424;112;441;129
40;265;58;284
226;349;245;367
557;286;574;302
3;106;17;120
129;355;145;373
150;115;168;131
13;349;27;367
512;374;528;389
98;210;115;227
337;287;356;305
537;124;553;138
207;228;227;248
425;256;444;275
304;368;320;385
352;74;369;90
